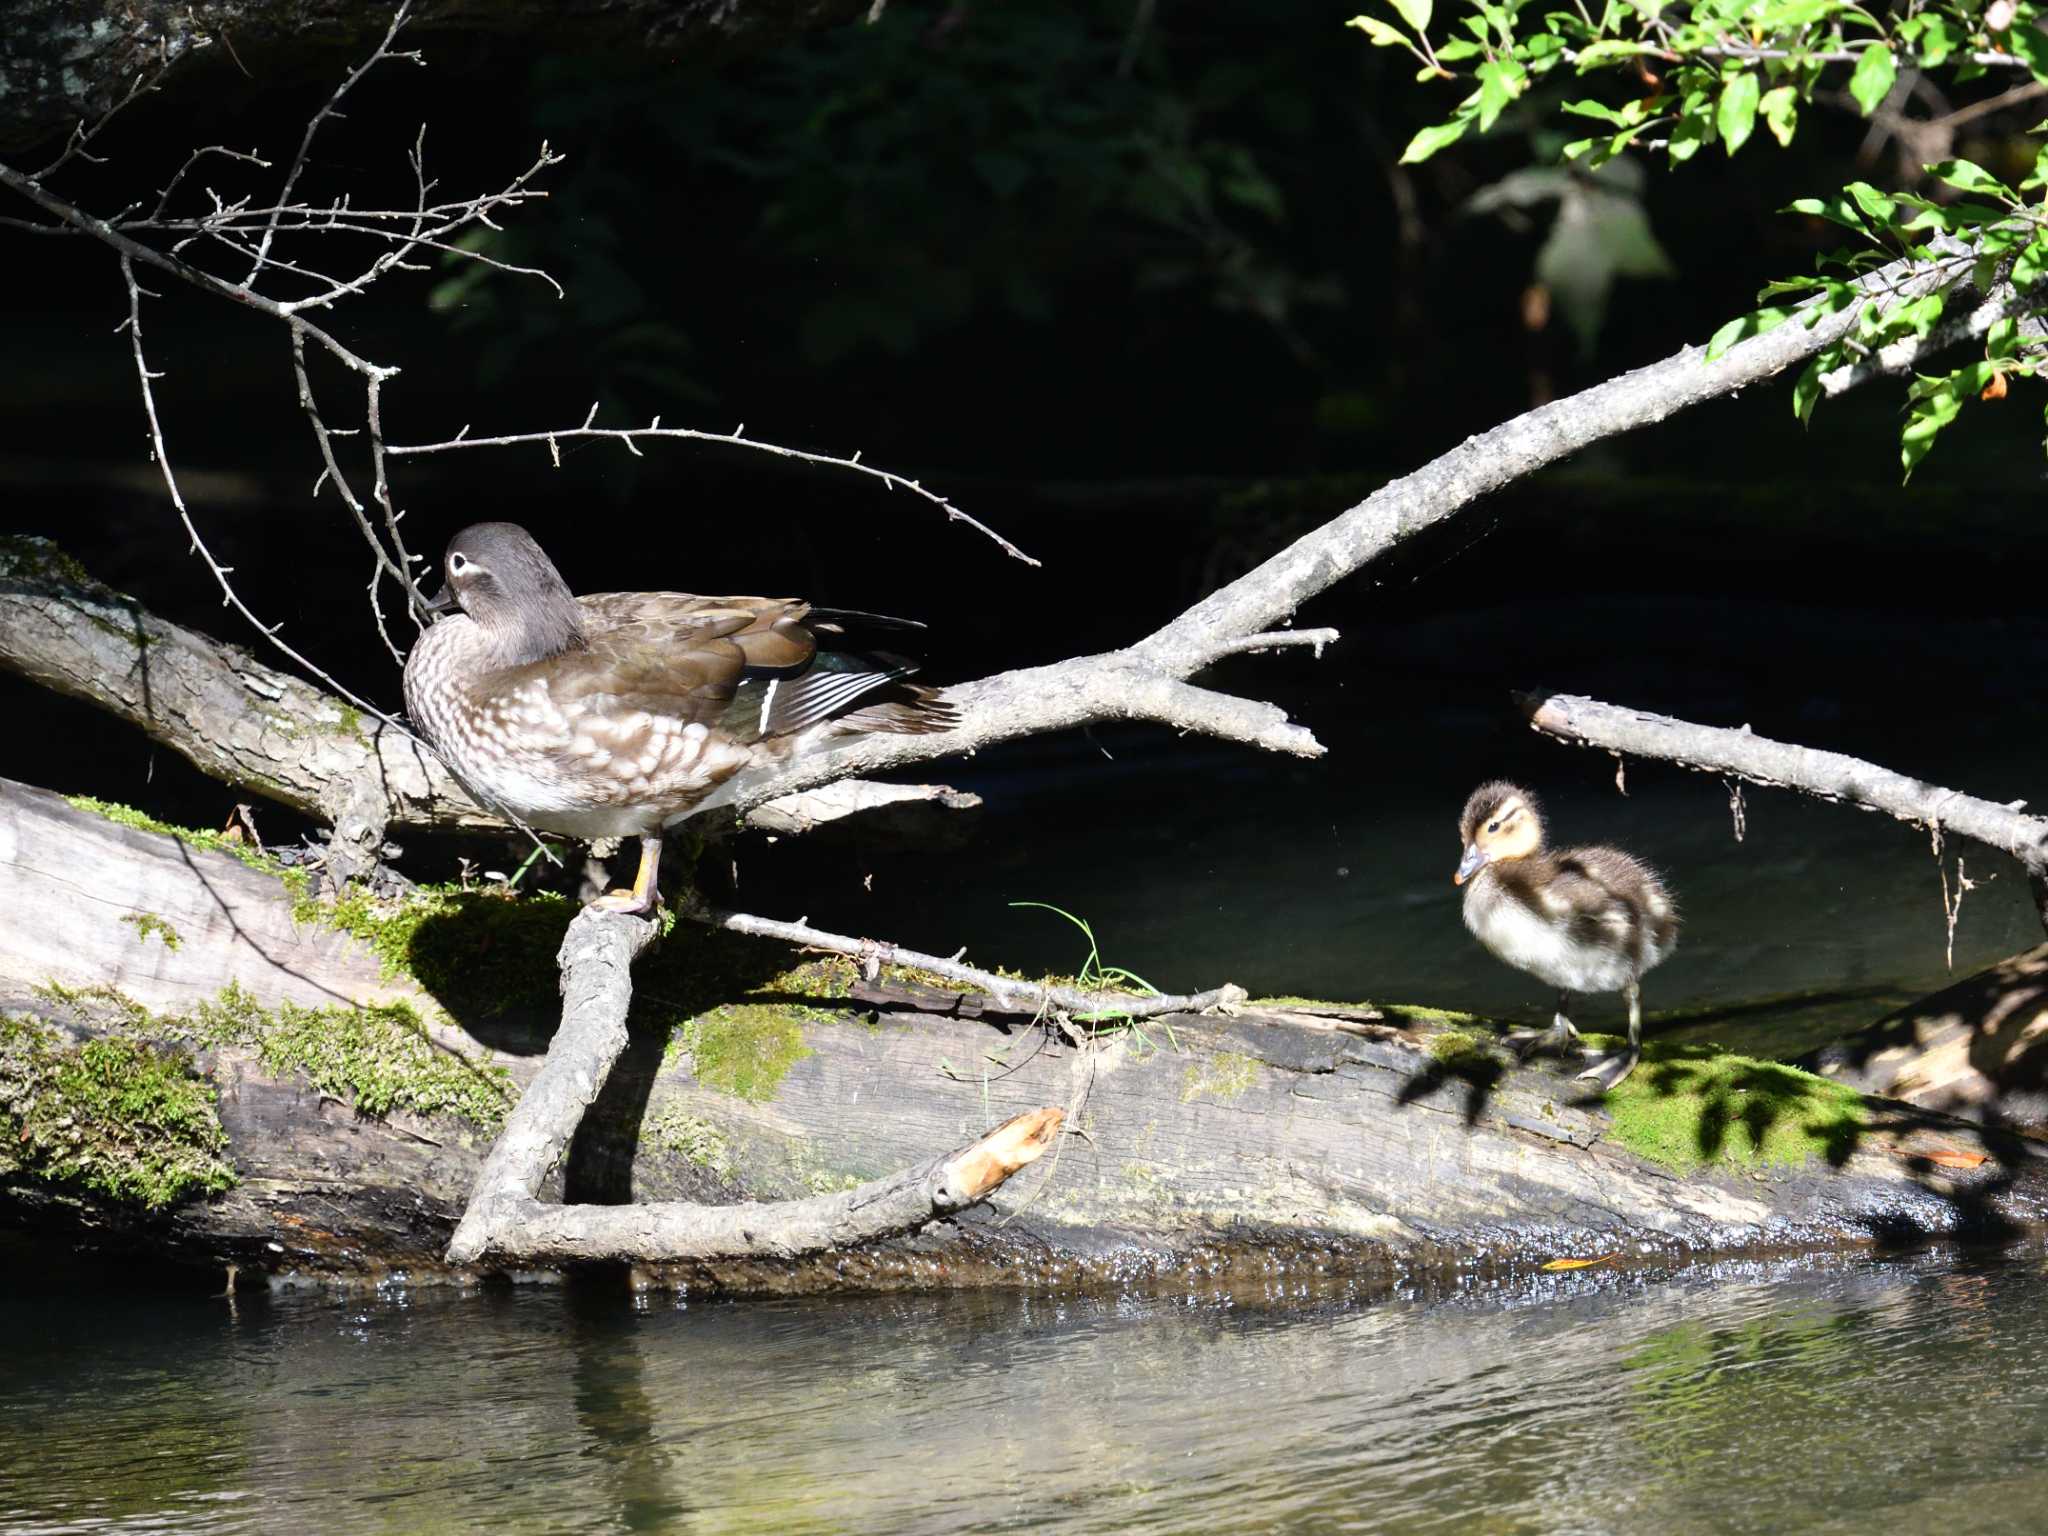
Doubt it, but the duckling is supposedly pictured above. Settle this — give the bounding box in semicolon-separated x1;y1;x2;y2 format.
1453;781;1678;1090
402;522;955;914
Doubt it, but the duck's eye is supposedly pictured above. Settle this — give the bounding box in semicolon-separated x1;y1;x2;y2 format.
1486;820;1500;834
449;552;470;575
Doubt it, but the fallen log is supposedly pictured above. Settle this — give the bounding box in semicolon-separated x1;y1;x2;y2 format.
7;776;2048;1291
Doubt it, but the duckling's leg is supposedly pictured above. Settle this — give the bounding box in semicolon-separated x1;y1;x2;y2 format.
590;835;665;916
1576;980;1642;1090
1507;991;1582;1061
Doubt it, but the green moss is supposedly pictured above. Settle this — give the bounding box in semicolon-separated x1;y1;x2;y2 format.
175;983;514;1131
66;796;287;883
1603;1044;1869;1175
0;1013;235;1209
1181;1050;1259;1102
674;1004;813;1102
120;912;182;952
644;1103;735;1178
1247;994;1378;1011
0;535;95;589
310;883;577;1014
1427;1028;1500;1068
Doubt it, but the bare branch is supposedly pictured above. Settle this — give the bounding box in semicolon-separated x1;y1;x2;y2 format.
242;0;420;288
703;908;1249;1020
388;419;1041;567
444;906;1063;1267
1520;690;2048;931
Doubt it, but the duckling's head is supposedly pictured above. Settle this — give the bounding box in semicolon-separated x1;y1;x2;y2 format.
427;521;586;663
1455;781;1543;885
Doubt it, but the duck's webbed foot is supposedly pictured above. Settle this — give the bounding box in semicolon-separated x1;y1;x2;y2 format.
588;835;666;918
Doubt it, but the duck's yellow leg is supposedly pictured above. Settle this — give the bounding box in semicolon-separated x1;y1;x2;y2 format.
590;835;664;916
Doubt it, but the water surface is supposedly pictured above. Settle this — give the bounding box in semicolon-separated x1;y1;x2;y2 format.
7;1243;2048;1534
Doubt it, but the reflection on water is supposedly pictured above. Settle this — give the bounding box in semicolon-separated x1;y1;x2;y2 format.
8;1243;2048;1534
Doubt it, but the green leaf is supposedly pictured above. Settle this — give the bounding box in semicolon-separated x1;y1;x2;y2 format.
1562;98;1627;125
1909;14;1957;69
1389;0;1433;34
1718;72;1761;155
2025;143;2048;192
2014;233;2048;288
1400;117;1471;163
1348;15;1412;46
1848;43;1897;117
1928;160;2015;202
1760;0;1841;24
1844;181;1897;227
1990;317;2021;360
1668;107;1713;165
1760;85;1799;147
2008;17;2048;82
1473;57;1529;132
1705;305;1794;362
1792;346;1839;426
1900;369;1980;480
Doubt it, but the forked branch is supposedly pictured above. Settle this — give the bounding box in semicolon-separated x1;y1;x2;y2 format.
445;908;1064;1267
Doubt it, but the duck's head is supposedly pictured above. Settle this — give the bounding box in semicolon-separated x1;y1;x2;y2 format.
425;521;586;662
1455;781;1543;885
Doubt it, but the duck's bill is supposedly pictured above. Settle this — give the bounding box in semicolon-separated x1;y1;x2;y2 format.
1453;843;1487;886
422;583;459;617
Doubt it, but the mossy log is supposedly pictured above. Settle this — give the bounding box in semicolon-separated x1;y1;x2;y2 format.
7;776;2048;1292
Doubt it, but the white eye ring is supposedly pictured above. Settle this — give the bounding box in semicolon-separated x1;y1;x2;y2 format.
449;552;470;574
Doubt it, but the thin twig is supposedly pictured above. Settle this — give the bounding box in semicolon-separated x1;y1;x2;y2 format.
701;907;1248;1019
388;418;1040;566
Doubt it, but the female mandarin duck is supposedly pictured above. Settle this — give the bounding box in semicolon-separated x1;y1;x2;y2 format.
1453;781;1678;1090
402;522;954;914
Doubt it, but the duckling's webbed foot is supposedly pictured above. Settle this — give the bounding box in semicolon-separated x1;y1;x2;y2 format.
1575;1049;1638;1090
1576;981;1644;1090
1506;998;1582;1063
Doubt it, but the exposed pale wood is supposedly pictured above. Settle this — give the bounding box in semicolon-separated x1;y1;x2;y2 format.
0;775;426;1017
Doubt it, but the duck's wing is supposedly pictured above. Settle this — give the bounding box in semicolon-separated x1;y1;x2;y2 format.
572;592;942;742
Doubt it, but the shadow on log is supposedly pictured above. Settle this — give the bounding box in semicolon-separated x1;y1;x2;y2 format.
1812;944;2048;1135
9;776;2048;1292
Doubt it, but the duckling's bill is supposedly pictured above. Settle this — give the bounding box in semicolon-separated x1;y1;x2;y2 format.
1454;842;1487;885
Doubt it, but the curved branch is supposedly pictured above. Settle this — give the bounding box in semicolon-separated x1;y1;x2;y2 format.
1520;690;2048;931
445;906;1062;1267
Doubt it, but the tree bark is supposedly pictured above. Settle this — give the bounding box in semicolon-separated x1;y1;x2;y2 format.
9;778;2048;1291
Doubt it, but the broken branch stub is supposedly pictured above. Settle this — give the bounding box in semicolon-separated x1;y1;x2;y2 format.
444;906;1064;1269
